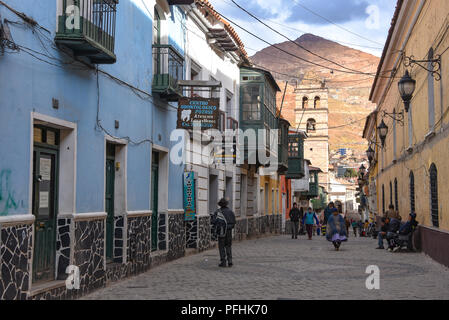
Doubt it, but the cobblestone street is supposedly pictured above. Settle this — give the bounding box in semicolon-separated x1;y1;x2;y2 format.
83;235;449;300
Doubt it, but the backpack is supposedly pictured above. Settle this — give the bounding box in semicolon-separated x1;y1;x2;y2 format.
212;209;228;238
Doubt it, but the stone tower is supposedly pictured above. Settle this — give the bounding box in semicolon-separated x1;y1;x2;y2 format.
294;74;330;192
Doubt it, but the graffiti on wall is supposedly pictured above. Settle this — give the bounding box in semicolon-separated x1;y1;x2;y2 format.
0;170;25;216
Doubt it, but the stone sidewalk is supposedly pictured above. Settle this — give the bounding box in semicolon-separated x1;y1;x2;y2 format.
82;235;449;300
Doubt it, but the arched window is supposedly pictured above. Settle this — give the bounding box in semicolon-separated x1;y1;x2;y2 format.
302;97;309;109
394;178;399;212
430;164;439;227
409;171;415;213
390;181;393;205
306;119;316;133
382;184;385;214
314;96;320;108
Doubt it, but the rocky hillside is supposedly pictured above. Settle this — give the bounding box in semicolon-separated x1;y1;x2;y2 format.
250;33;379;153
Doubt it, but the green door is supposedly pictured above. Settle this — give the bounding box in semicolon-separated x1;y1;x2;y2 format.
32;126;59;283
151;152;159;251
105;144;115;261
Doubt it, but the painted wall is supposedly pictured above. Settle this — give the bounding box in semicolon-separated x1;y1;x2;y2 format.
0;0;186;217
370;0;449;231
259;170;280;215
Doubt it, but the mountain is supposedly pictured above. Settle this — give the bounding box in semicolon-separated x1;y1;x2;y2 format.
250;33;379;153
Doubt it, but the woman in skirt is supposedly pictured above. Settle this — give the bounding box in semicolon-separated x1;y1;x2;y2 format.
326;210;348;251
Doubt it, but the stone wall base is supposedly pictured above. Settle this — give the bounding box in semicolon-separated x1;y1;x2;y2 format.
415;225;449;268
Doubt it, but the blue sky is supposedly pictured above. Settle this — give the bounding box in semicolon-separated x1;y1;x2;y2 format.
209;0;397;57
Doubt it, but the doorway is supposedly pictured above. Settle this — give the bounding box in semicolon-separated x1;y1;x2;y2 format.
240;174;247;216
151;151;159;251
209;173;218;215
32;126;59;283
105;143;116;261
225;175;233;210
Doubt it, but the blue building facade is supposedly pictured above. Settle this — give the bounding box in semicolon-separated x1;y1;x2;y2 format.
0;0;186;299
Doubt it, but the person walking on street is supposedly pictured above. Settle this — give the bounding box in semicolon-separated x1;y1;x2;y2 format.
298;207;305;235
302;207;320;240
324;202;338;225
289;203;301;239
351;220;358;237
326;210;348;251
211;198;236;267
345;216;351;237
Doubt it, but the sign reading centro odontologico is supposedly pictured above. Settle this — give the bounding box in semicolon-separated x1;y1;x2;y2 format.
177;97;219;130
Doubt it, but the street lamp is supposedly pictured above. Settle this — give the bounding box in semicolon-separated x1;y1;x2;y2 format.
398;70;416;113
377;120;388;147
366;146;375;162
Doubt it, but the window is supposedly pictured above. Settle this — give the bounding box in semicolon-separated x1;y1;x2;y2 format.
242;84;260;121
428;48;435;132
314;96;320;108
306;119;316;133
430;164;439;227
390;181;393;205
153;8;161;75
382;184;385;214
302;97;308;109
394;178;398;212
218;111;226;132
393;109;397;160
288;137;299;158
409;171;415;213
210;76;220;99
190;60;201;97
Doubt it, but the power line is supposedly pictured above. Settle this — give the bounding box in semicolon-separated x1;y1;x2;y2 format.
249;60;375;84
230;0;377;75
220;0;383;50
209;5;398;80
291;0;384;46
205;6;375;76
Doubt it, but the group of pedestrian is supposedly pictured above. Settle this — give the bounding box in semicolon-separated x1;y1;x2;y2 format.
376;205;418;252
209;198;355;268
289;202;348;251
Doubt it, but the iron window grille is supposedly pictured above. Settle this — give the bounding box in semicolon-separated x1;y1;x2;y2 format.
429;164;439;228
410;171;415;213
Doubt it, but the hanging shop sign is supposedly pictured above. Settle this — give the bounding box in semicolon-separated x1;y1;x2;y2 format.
177;97;219;130
183;171;196;221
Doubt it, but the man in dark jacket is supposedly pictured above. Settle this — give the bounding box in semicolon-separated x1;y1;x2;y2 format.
211;198;236;267
376;217;390;249
289;203;301;239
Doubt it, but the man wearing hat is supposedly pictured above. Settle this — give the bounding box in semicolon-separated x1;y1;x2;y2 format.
211;198;236;267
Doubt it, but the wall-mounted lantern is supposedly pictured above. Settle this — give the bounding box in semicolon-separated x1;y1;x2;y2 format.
377;119;388;147
398;70;416;113
366;146;375;162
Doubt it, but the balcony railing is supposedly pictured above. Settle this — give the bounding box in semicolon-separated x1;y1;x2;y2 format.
152;44;184;101
55;0;118;64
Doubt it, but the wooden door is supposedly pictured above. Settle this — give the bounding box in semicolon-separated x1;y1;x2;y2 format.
151;152;159;251
105;144;116;261
32;137;58;283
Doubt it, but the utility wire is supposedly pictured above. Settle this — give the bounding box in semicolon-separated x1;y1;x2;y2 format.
210;5;397;80
291;0;384;46
220;0;383;50
230;0;377;75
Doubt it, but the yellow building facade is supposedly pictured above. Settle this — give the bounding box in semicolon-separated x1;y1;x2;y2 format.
368;0;449;266
259;172;280;216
